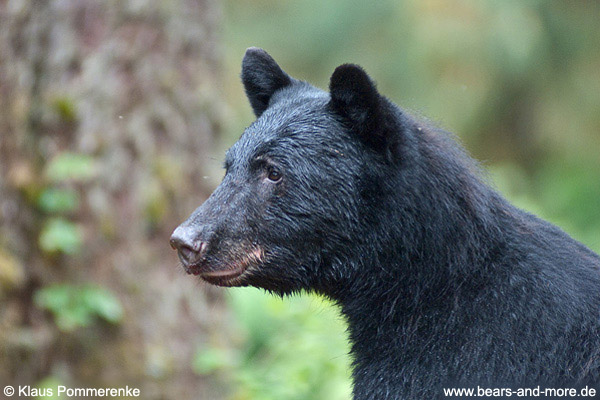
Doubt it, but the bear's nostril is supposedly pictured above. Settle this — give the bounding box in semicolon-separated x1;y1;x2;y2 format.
176;242;207;265
177;245;195;264
170;227;207;264
171;238;207;266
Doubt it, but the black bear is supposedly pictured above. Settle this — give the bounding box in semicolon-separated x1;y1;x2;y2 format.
170;48;600;399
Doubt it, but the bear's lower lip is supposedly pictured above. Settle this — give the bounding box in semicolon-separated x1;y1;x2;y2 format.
181;247;263;286
183;262;247;285
201;268;244;279
200;267;247;286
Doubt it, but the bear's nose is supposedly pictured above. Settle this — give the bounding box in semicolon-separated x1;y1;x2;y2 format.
170;226;207;265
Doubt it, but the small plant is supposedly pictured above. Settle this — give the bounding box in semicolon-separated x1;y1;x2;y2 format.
36;151;95;256
38;218;83;255
37;187;79;214
34;284;124;332
45;152;96;183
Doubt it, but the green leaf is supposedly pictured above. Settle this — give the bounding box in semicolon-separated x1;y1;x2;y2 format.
45;153;96;182
39;218;83;255
37;188;79;213
82;286;124;323
34;284;124;332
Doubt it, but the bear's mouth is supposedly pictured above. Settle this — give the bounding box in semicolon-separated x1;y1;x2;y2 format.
184;263;247;286
182;247;263;287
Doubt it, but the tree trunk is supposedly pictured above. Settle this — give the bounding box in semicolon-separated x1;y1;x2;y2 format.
0;1;226;398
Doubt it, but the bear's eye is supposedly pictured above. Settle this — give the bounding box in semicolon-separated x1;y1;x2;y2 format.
267;167;282;182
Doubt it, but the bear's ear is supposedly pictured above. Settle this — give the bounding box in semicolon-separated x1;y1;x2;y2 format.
241;47;293;117
329;64;389;152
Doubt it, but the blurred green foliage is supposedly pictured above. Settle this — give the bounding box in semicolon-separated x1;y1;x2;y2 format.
37;152;94;255
194;288;351;400
214;1;600;399
222;1;600;166
34;151;124;332
37;188;80;214
38;218;83;255
45;153;97;183
34;284;123;332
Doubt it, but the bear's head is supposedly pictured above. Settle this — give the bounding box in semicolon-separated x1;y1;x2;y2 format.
170;48;408;295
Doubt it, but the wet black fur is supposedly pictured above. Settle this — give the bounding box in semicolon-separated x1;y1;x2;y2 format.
176;48;600;399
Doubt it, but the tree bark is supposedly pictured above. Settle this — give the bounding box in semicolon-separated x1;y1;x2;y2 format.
0;1;226;398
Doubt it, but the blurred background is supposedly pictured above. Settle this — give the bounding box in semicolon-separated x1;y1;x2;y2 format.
0;1;598;399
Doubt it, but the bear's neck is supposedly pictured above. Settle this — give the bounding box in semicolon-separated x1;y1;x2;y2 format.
323;133;517;377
